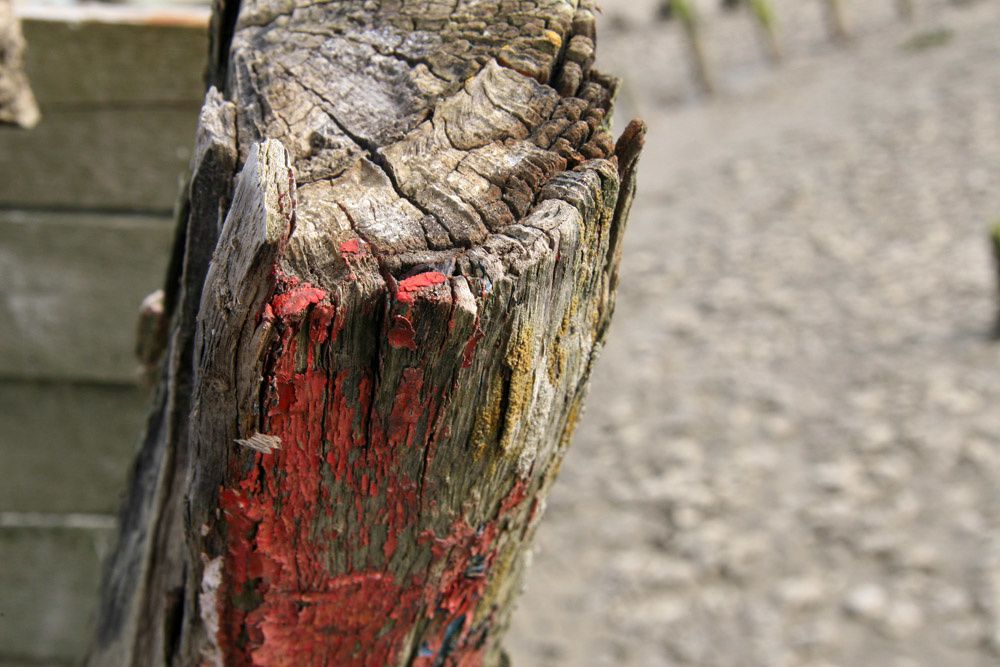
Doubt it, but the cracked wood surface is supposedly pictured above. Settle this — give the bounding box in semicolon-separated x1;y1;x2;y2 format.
0;0;38;127
91;0;644;665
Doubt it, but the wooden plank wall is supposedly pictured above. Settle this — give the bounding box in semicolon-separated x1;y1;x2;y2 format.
0;6;207;663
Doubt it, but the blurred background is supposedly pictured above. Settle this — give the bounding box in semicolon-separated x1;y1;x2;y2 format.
1;0;998;665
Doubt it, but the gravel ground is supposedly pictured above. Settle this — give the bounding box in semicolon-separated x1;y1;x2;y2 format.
506;1;1000;665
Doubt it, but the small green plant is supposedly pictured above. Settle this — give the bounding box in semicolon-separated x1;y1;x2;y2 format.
672;0;716;95
748;0;782;63
671;0;695;24
902;27;954;52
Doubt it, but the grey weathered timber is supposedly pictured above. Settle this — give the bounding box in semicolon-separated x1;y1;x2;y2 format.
0;0;38;127
91;0;644;664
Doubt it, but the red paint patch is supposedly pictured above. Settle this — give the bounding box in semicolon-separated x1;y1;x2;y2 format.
340;238;363;255
308;303;335;344
396;271;448;303
461;325;483;368
215;275;531;665
271;284;327;318
387;315;417;350
500;480;528;515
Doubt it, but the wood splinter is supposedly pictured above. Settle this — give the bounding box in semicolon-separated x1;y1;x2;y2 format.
235;434;282;454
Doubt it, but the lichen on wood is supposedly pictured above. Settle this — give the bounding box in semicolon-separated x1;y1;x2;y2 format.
91;0;644;665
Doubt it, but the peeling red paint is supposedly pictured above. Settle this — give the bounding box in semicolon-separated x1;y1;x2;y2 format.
271;285;326;318
339;238;363;255
215;277;530;665
461;324;483;368
308;303;335;344
270;273;327;318
396;271;448;303
261;303;275;323
500;480;528;515
388;314;418;350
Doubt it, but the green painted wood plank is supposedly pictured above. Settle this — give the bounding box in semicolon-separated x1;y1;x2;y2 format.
0;106;198;210
0;521;114;664
0;211;174;382
21;16;208;106
0;380;147;513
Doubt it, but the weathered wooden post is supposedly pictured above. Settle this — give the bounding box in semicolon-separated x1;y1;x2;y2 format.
89;0;644;665
0;0;39;127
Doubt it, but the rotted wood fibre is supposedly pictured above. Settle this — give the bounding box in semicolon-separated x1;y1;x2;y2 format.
91;0;644;665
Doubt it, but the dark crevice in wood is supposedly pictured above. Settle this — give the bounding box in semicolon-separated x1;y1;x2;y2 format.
162;583;185;665
161;188;191;336
207;0;242;90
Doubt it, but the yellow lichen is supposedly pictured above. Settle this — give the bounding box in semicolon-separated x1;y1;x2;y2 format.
471;378;504;461
499;324;536;457
547;298;576;386
542;29;563;49
558;397;583;451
